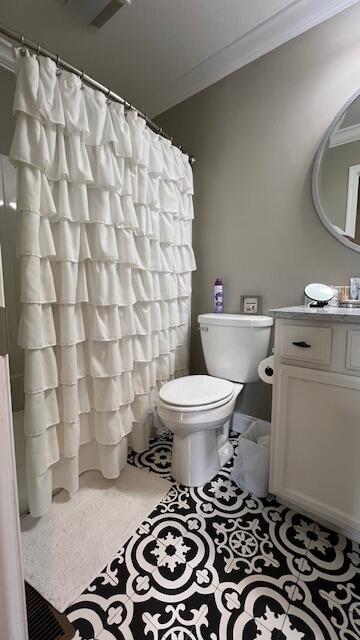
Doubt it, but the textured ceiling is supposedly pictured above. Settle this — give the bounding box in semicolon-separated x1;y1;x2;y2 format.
0;0;358;115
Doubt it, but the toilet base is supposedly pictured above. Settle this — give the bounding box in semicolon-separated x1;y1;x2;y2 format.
171;427;234;487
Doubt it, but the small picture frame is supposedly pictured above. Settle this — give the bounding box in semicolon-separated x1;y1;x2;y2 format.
240;295;262;315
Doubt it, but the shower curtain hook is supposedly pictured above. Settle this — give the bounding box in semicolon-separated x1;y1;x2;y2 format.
106;88;111;104
20;35;26;56
36;43;41;58
125;101;133;115
80;70;85;89
56;55;62;76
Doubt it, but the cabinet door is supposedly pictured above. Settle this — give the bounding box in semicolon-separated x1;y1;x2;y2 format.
271;364;360;533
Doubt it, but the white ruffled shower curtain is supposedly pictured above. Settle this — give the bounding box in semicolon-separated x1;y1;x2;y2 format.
9;50;195;517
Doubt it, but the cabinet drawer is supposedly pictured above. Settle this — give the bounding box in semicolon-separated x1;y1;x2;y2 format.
279;325;332;364
346;331;360;371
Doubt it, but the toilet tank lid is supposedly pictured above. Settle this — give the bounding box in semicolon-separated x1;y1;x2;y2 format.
198;313;273;328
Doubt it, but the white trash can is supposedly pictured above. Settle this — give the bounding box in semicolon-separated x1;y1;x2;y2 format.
231;419;271;498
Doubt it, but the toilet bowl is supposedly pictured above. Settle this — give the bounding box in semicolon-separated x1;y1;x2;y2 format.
157;313;273;486
157;375;243;486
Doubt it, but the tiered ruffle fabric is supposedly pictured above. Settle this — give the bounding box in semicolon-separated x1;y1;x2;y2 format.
10;50;195;517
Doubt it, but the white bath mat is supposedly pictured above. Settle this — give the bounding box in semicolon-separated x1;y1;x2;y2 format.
21;465;171;612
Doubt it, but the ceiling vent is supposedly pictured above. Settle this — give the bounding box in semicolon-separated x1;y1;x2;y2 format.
65;0;131;30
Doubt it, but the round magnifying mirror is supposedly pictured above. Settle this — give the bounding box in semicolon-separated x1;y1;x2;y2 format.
304;283;334;307
313;91;360;252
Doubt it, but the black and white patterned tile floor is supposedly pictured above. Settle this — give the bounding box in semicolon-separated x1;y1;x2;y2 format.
66;431;360;639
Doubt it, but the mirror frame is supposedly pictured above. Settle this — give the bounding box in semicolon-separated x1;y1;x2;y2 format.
312;89;360;254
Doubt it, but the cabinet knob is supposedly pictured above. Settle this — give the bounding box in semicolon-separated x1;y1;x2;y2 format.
292;340;311;348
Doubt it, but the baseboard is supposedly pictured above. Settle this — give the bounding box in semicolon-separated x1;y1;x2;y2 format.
279;498;360;544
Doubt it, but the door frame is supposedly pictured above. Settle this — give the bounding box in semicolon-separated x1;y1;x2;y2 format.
345;164;360;238
0;248;28;639
0;38;28;640
345;163;360;238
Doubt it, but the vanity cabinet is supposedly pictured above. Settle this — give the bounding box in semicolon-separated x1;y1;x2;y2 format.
270;315;360;541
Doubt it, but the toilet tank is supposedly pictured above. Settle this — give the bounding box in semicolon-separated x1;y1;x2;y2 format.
198;313;273;383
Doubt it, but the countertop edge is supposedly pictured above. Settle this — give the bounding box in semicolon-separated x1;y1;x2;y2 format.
267;306;360;323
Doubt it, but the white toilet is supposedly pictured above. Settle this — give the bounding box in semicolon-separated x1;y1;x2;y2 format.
157;313;273;486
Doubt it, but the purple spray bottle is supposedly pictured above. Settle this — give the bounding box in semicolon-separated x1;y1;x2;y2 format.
214;277;223;313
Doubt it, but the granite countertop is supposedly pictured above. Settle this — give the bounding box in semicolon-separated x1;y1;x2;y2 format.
268;305;360;323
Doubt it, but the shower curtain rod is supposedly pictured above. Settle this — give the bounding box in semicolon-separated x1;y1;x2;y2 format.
0;22;195;164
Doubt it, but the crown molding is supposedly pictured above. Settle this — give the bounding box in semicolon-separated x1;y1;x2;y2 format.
330;122;360;147
151;0;360;115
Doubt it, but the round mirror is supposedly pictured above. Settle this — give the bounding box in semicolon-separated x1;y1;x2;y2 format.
313;91;360;252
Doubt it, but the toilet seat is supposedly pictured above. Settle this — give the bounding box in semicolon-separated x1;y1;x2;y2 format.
159;375;234;408
158;390;236;413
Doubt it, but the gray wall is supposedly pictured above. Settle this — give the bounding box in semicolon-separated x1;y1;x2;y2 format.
157;3;360;421
0;67;15;154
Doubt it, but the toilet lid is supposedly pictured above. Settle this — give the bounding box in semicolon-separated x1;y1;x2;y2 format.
159;375;234;407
